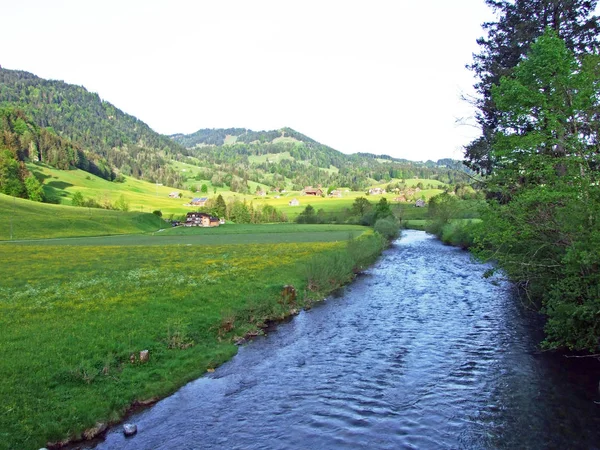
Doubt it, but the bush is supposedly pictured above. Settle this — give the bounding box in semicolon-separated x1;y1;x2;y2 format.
305;234;384;294
439;220;479;249
374;217;400;241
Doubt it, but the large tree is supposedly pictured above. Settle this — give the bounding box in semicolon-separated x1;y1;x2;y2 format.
476;30;600;351
465;0;600;174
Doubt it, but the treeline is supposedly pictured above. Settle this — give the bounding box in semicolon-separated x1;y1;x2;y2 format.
184;194;287;224
0;108;113;201
0;107;113;177
295;197;401;241
464;0;600;352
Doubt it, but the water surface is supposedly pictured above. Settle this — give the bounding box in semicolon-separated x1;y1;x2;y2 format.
94;230;600;449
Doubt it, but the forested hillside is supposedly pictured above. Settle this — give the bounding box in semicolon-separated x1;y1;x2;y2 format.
0;68;186;186
172;128;471;193
0;67;471;195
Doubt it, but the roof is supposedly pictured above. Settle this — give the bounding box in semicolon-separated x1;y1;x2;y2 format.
192;197;208;202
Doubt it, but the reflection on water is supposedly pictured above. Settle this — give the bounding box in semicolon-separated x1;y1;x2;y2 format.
93;230;600;450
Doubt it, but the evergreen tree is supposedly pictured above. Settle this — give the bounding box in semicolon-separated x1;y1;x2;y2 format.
214;194;226;218
465;0;600;174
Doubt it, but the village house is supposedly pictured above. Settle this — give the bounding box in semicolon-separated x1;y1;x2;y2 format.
328;189;342;198
289;198;300;206
415;199;426;207
303;186;323;196
394;196;407;202
185;212;220;227
369;187;386;195
169;191;181;198
190;197;208;207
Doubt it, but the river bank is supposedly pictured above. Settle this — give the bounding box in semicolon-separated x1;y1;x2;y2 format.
0;229;385;450
92;230;600;449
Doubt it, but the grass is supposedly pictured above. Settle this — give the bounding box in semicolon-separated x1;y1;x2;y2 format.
0;221;381;449
4;224;367;246
26;163;451;222
29;163;196;215
0;193;162;241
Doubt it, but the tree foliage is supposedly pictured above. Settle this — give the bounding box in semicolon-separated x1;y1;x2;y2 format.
465;0;600;174
475;30;600;351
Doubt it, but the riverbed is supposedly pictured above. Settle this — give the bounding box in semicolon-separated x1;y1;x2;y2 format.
93;230;600;449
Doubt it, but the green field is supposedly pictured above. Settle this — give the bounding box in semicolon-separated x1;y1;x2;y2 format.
0;216;382;449
0;193;163;241
4;224;366;246
22;163;448;225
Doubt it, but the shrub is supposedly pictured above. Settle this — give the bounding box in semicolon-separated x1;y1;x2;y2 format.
374;216;400;241
439;220;479;249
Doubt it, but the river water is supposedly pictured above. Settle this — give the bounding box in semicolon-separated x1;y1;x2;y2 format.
94;230;600;449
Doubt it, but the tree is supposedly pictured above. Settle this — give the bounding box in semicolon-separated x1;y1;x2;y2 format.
465;0;600;174
296;204;318;224
114;194;130;212
0;149;25;197
214;194;226;218
201;184;208;193
71;191;85;206
24;175;44;202
374;197;392;221
476;30;600;351
351;197;372;216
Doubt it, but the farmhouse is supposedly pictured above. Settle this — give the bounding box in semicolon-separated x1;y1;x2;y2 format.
289;198;300;206
328;189;342;198
369;187;386;195
169;191;181;198
394;196;407;202
185;212;220;227
415;199;426;207
190;197;208;206
303;186;323;196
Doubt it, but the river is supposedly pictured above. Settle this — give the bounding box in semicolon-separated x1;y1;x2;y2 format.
92;230;600;449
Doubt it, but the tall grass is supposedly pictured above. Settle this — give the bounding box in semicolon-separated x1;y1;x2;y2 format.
305;232;385;295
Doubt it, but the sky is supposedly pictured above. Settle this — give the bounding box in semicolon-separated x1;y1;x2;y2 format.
1;0;498;161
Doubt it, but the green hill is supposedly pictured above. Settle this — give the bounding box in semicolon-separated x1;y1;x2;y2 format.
0;68;187;186
0;193;163;240
0;66;474;201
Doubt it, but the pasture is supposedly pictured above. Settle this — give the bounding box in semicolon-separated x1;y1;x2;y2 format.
23;163;446;225
0;193;162;241
0;223;381;449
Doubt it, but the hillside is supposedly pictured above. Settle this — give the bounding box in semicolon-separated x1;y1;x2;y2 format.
0;68;187;186
0;193;162;240
171;128;472;193
0;67;472;198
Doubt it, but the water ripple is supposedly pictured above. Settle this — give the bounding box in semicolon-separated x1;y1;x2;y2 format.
91;231;600;450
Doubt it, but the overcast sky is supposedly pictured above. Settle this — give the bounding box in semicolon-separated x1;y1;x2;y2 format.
1;0;498;161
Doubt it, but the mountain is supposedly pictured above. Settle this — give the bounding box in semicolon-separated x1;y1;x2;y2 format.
171;127;472;192
0;67;471;197
0;67;187;186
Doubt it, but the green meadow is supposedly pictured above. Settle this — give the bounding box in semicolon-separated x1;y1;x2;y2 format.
0;206;382;449
0;193;162;241
24;163;445;225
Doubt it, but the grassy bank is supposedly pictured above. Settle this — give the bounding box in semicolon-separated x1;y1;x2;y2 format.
0;227;383;449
